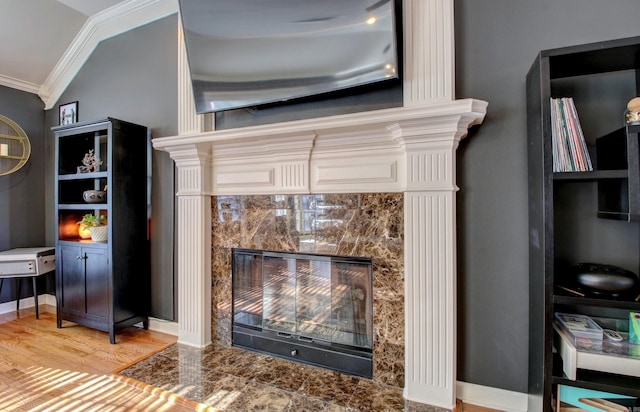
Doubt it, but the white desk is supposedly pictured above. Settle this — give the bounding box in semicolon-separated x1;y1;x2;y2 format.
0;247;56;319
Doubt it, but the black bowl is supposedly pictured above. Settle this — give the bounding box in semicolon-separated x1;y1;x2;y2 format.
573;263;639;297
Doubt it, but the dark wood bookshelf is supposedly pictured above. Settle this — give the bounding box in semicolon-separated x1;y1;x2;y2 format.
53;118;151;344
528;36;640;411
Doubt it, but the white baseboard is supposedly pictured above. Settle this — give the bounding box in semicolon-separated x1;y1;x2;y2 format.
147;317;178;336
457;381;528;412
0;295;178;338
0;293;56;314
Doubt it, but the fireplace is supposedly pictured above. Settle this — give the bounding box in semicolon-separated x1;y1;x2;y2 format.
154;1;488;407
232;249;374;378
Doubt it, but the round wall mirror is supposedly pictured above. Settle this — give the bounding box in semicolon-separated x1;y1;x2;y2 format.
0;115;31;176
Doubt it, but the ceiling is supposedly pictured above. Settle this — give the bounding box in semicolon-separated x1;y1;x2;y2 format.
0;0;177;109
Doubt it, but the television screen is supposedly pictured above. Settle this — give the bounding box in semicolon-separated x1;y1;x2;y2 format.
179;0;399;114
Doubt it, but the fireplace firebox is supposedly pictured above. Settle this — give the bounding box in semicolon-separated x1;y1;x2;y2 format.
232;249;374;378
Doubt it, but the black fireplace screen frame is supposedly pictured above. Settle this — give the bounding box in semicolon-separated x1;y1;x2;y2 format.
231;248;374;378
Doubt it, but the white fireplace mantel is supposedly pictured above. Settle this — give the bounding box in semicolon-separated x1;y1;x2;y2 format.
152;1;488;409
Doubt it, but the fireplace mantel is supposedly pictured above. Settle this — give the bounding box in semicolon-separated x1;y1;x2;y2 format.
152;1;487;409
153;99;486;196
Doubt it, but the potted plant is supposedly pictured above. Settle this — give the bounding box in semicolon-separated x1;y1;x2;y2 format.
78;213;107;242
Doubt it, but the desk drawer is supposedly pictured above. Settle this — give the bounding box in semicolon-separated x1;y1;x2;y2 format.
0;260;37;276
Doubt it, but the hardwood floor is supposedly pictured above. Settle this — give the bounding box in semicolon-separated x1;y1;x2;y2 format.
0;305;218;411
0;305;501;411
0;366;215;411
0;305;176;375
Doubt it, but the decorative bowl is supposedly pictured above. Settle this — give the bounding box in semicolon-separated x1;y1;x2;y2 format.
573;262;639;297
83;190;106;203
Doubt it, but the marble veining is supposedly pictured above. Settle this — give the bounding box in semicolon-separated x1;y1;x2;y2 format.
118;343;446;412
211;193;405;388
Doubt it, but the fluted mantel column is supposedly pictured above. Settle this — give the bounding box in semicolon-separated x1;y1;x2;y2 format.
391;112;480;409
403;0;455;105
168;144;213;348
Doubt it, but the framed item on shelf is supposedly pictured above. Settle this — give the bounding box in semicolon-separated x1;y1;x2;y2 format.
59;101;78;125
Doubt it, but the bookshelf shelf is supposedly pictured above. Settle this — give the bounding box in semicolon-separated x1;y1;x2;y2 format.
554;295;640;311
553;169;628;180
552;373;640;398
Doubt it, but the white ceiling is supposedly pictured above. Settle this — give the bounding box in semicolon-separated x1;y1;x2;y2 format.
0;0;177;108
56;0;125;17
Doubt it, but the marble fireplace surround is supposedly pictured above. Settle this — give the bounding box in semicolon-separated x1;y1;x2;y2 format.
214;192;403;382
152;1;487;409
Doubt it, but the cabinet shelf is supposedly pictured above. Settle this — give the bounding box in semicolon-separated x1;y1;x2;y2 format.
58;239;108;248
58;204;107;210
58;171;108;181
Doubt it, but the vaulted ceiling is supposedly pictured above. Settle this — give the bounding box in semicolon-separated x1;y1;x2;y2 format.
0;0;177;109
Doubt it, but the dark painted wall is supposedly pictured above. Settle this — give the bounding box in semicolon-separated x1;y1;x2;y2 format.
0;86;47;302
11;0;638;396
454;0;640;393
44;15;178;320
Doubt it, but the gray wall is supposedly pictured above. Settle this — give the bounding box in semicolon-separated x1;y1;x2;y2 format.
454;0;640;393
0;86;47;302
44;14;178;320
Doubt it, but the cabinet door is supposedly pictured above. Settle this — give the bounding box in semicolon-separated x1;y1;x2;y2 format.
58;244;85;316
85;248;109;322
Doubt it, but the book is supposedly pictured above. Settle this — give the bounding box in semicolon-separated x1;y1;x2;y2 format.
550;97;593;172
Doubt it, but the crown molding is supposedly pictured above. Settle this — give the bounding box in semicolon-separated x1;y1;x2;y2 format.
0;74;40;95
39;0;178;110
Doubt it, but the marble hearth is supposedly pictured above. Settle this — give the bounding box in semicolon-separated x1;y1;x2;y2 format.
153;1;487;409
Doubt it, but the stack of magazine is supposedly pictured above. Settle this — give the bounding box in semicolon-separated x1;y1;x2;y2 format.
551;97;593;172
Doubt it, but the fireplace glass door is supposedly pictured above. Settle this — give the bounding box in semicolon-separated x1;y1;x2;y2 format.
233;249;373;350
262;255;297;333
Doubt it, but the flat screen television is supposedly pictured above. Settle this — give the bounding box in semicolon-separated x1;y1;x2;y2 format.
178;0;400;114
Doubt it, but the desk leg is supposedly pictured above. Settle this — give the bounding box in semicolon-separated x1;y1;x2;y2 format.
32;277;39;319
16;279;21;312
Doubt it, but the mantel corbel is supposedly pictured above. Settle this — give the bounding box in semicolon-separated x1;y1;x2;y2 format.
162;143;213;196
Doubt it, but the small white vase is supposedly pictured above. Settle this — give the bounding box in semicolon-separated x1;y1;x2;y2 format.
90;226;108;242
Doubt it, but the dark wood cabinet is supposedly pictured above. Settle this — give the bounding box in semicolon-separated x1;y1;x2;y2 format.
58;243;109;322
53;118;150;344
527;37;640;411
